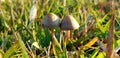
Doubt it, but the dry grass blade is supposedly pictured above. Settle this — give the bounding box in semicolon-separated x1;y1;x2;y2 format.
84;37;98;50
106;0;115;58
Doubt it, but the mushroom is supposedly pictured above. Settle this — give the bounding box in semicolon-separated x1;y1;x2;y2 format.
60;15;80;43
42;13;60;42
42;13;60;29
41;13;62;53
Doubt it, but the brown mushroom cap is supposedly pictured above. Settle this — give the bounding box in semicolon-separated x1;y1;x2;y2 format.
42;13;60;28
60;15;80;30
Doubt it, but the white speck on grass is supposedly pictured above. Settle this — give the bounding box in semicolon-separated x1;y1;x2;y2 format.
115;45;120;53
29;3;37;24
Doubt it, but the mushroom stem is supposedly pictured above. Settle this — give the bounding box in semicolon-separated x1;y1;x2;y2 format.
50;29;63;55
70;30;74;39
50;28;55;44
65;30;70;43
59;30;63;45
50;28;60;45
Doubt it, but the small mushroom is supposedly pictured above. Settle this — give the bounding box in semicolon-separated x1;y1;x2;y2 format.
60;15;80;43
42;13;62;54
42;13;60;42
41;13;62;51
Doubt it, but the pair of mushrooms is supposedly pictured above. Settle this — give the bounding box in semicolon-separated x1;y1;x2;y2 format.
41;13;80;43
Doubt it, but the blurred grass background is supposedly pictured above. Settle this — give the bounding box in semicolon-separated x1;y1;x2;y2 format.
0;0;120;58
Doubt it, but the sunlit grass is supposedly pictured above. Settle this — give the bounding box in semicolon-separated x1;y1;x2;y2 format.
0;0;120;58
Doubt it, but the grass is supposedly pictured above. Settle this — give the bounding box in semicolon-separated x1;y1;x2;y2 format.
0;0;120;58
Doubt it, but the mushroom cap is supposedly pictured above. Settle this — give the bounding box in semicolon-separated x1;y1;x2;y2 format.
42;13;60;28
60;15;80;30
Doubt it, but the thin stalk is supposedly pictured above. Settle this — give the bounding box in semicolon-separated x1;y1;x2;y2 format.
59;30;63;45
10;1;14;28
50;28;61;46
63;0;66;7
47;42;52;58
82;4;87;35
106;0;115;58
65;30;70;43
70;30;74;39
50;29;62;56
42;0;45;8
51;29;55;44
